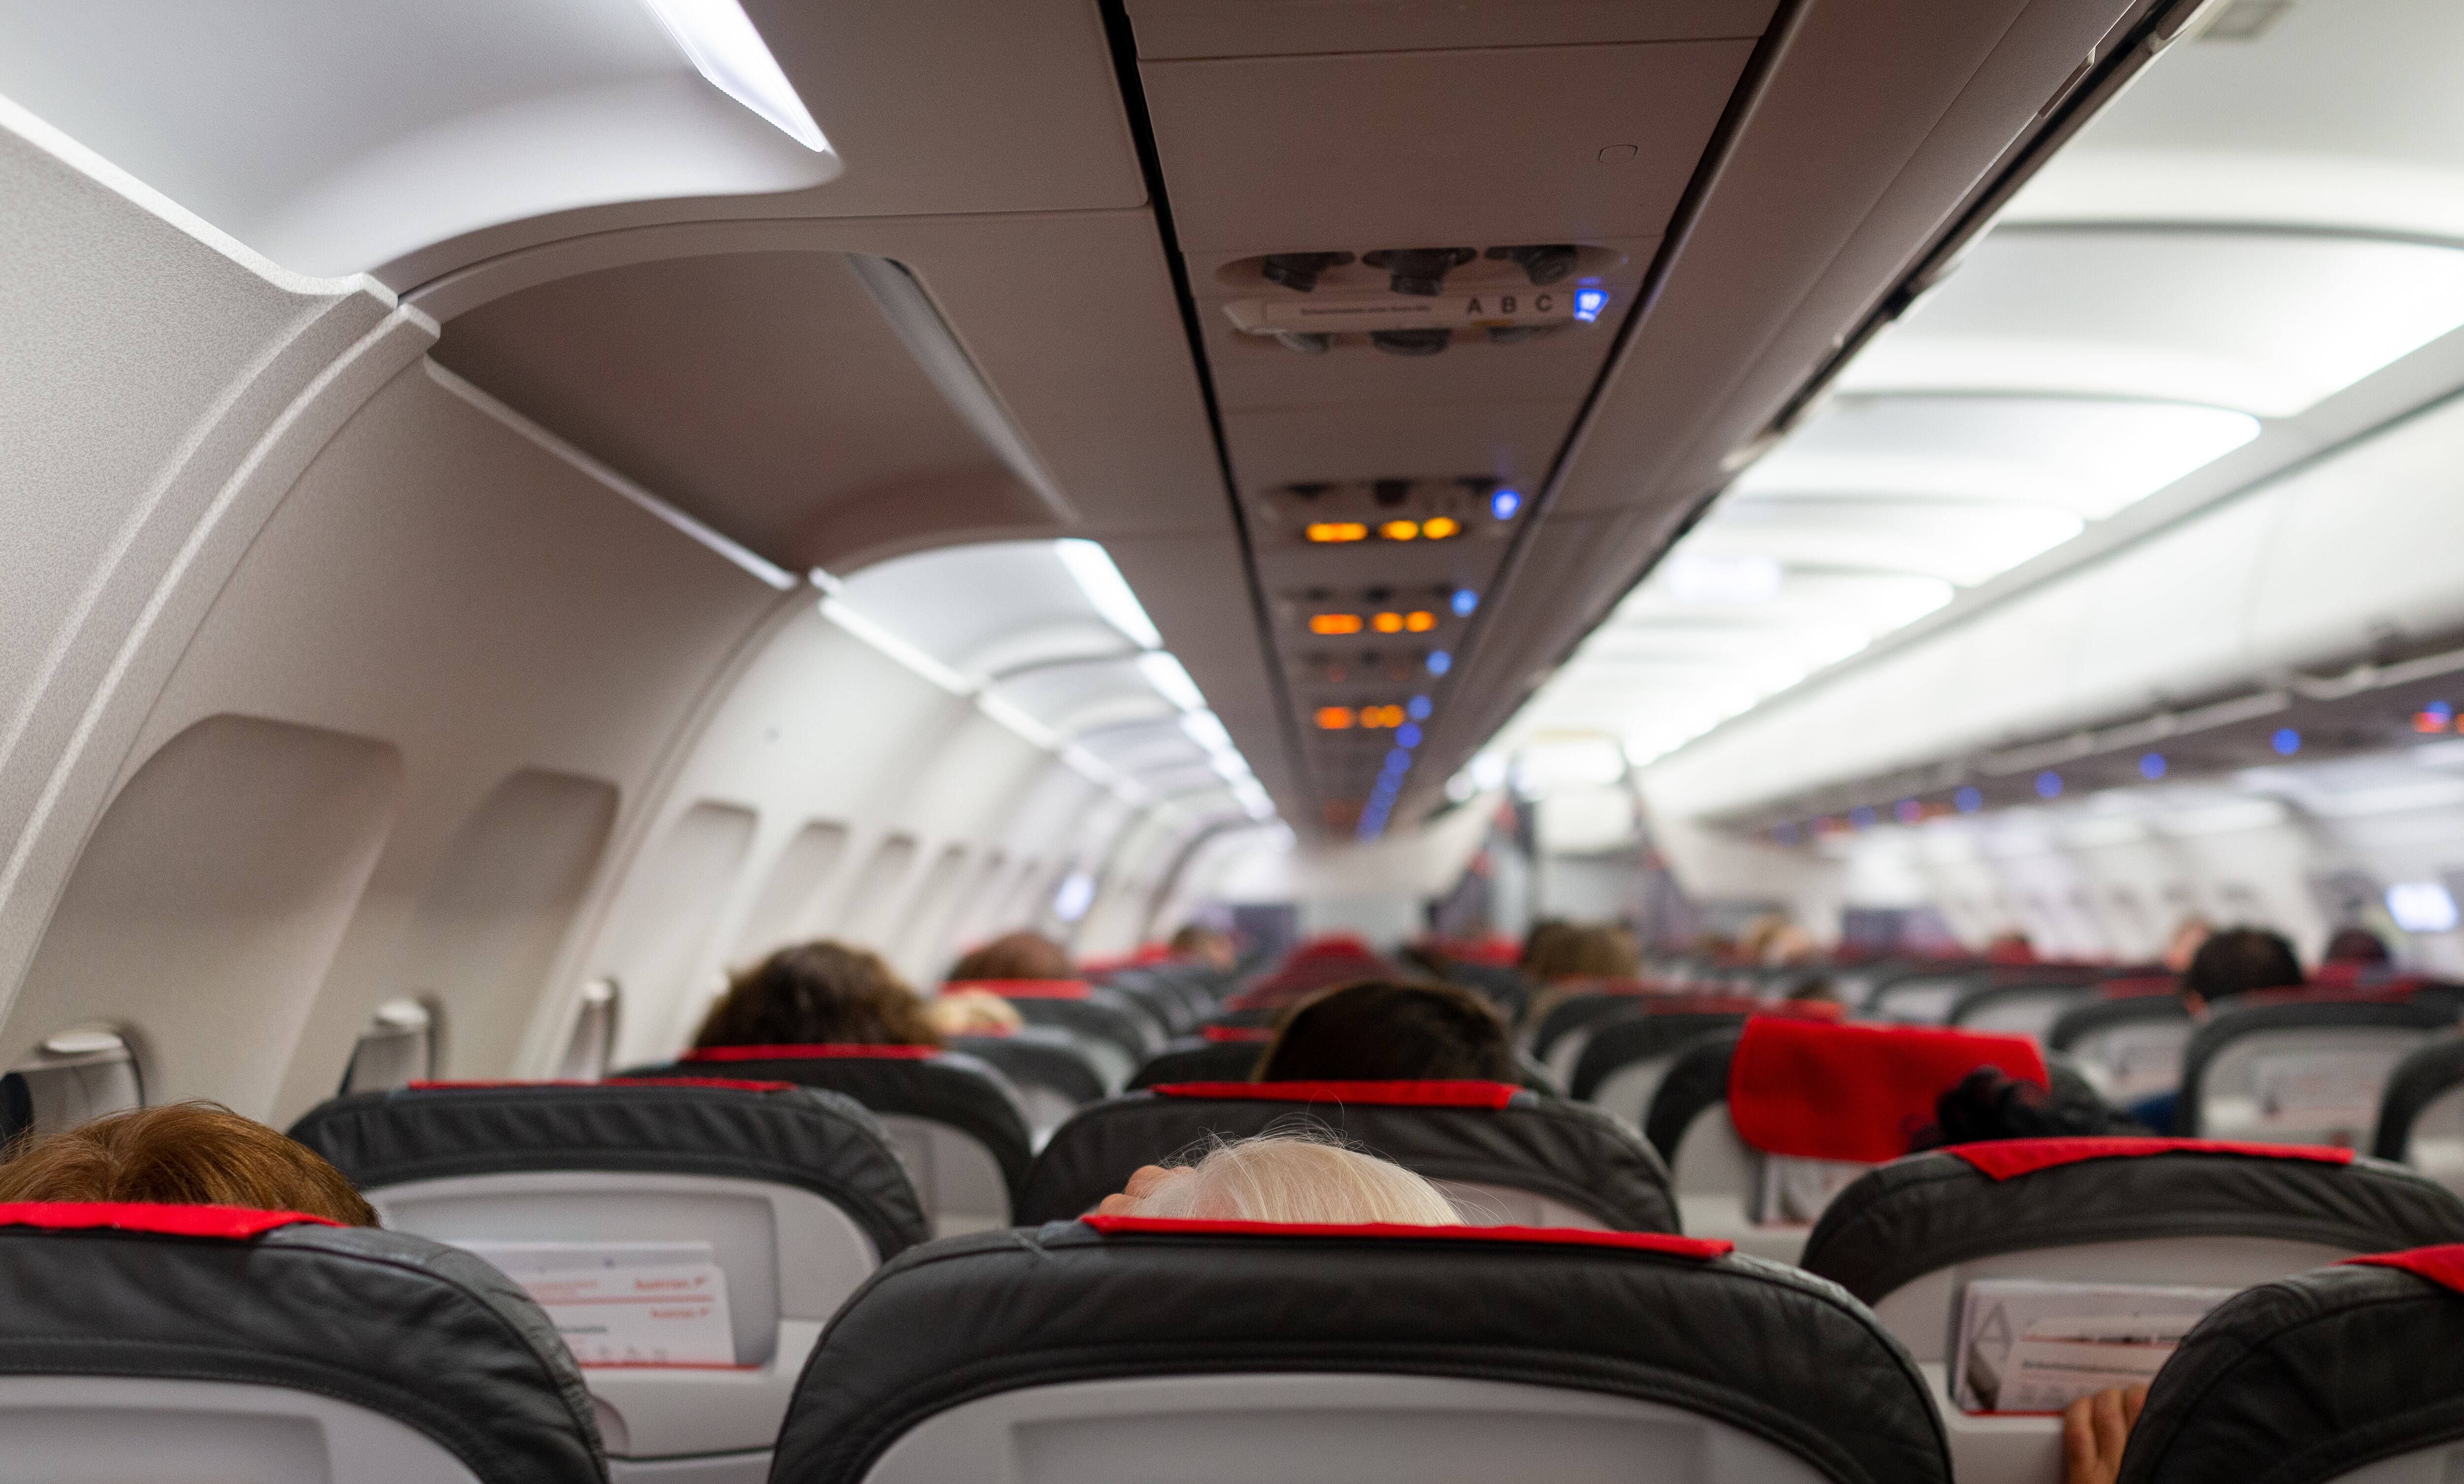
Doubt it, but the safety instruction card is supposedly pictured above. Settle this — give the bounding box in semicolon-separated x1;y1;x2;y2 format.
1952;1279;2236;1413
457;1240;737;1367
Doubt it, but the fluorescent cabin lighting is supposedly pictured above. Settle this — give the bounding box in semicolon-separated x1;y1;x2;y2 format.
1139;651;1204;712
1665;553;1782;605
641;0;829;152
1180;709;1236;757
2388;882;2460;934
1055;539;1163;649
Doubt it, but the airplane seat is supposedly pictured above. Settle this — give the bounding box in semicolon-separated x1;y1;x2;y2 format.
1087;974;1198;1038
1569;1012;1753;1133
1799;1138;2464;1484
1014;1080;1678;1233
648;1045;1032;1239
947;1029;1107;1144
1523;980;1656;1075
766;1217;1951;1484
2371;1036;2464;1193
1864;970;1990;1025
1946;979;2097;1038
288;1079;930;1484
1124;1026;1271;1090
2115;1246;2464;1484
1643;1019;2054;1264
2182;997;2459;1147
2048;993;2194;1104
0;1201;604;1484
944;981;1160;1087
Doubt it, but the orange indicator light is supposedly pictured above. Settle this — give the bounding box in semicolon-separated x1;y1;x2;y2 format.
1315;707;1356;730
1379;519;1421;541
1403;610;1437;633
1310;613;1364;635
1358;705;1407;729
1305;522;1368;543
1371;611;1405;634
1422;516;1461;539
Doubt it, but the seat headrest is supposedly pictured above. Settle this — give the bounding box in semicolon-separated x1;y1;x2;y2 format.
944;978;1091;999
2347;1243;2464;1292
0;1200;603;1483
1801;1138;2464;1305
1728;1017;2046;1162
1198;1024;1272;1043
683;1042;938;1061
1016;1085;1677;1232
289;1078;931;1260
771;1215;1947;1484
1081;1213;1732;1256
1150;1079;1524;1109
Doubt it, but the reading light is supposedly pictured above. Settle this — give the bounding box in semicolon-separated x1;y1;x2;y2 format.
1306;522;1369;543
1450;589;1478;617
2272;727;2303;756
1423;516;1461;539
1372;612;1405;634
2417;702;2456;734
1491;488;1523;520
1427;650;1452;675
2036;771;2064;799
1955;786;1983;813
1056;540;1162;649
1315;707;1356;730
1385;748;1412;773
1310;613;1364;636
1379;520;1421;541
1406;695;1433;720
640;0;829;151
1397;723;1422;748
2140;752;2168;780
1404;610;1438;633
1573;288;1608;323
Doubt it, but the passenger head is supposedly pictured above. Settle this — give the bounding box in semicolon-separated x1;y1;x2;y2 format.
2324;926;2391;965
1517;918;1572;972
0;1102;377;1225
1101;1134;1461;1225
1985;929;2037;964
922;987;1025;1039
948;930;1074;982
1908;1068;2147;1150
1521;922;1639;985
2162;916;2213;974
2181;926;2303;1008
1167;923;1235;970
694;940;943;1049
1256;979;1516;1083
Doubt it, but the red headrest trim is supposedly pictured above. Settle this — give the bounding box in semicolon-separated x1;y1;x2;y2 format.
1151;1079;1521;1109
1950;1137;2357;1180
945;979;1092;1000
1200;1025;1274;1044
405;1079;594;1090
599;1077;799;1093
683;1043;937;1062
2346;1245;2464;1294
2098;976;2180;1000
1728;1018;2048;1163
1082;1214;1732;1257
0;1202;340;1238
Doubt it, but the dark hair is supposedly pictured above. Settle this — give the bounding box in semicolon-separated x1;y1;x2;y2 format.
694;940;942;1049
1256;979;1517;1083
2182;926;2304;1003
0;1102;378;1224
1908;1068;2147;1151
948;931;1073;982
2324;927;2391;965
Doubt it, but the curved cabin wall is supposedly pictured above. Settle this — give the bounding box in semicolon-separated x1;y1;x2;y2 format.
0;102;1183;1126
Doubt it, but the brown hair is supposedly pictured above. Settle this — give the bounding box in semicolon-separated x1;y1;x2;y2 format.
1257;979;1518;1083
1522;922;1639;984
694;940;943;1049
0;1102;377;1225
949;930;1074;982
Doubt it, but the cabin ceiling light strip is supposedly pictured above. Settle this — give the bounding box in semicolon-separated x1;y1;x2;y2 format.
1056;539;1163;649
845;256;1077;521
639;0;828;151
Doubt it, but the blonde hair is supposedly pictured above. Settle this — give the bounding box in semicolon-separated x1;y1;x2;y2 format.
924;988;1026;1037
1133;1135;1462;1226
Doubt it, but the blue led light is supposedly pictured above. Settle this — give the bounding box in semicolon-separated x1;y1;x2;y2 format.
1385;748;1412;773
2272;727;2302;756
1427;650;1452;675
2036;771;2063;799
1895;799;1921;825
1490;488;1522;521
1955;786;1983;813
1451;588;1478;617
1396;723;1422;748
1849;806;1876;831
1573;288;1608;323
1406;694;1433;720
2140;752;2167;780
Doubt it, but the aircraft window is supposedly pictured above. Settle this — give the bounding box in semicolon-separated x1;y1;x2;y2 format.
0;1028;142;1142
549;978;620;1082
339;1000;436;1095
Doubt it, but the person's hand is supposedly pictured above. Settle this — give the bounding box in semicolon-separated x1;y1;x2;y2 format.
2061;1384;2146;1484
1095;1164;1188;1215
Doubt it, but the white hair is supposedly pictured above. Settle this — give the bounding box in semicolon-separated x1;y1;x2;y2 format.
1132;1134;1463;1226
